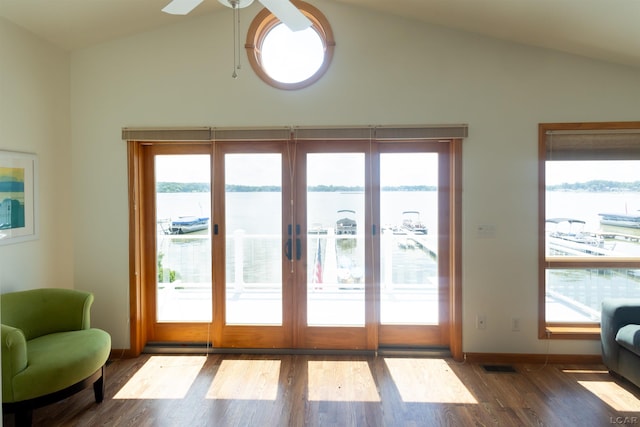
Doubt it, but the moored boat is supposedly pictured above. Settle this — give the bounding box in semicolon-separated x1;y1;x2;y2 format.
168;216;209;234
402;211;428;235
336;210;357;235
599;211;640;229
545;217;604;254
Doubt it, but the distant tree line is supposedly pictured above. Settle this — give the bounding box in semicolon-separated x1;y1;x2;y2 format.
226;185;280;192
157;182;437;193
157;182;210;193
547;180;640;192
382;185;437;192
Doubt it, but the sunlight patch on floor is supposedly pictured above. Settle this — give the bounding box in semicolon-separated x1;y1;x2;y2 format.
307;360;380;402
561;369;609;374
578;380;640;411
384;358;477;404
114;356;206;399
207;359;281;400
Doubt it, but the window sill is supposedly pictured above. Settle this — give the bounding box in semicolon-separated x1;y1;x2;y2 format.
544;325;601;340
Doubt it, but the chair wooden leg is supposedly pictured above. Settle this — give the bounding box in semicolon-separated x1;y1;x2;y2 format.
14;408;33;427
93;365;105;403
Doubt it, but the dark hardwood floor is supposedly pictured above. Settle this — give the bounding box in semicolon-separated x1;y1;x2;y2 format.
4;353;640;426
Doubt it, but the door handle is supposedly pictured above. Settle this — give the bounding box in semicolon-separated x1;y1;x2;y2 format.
295;224;302;260
285;238;292;261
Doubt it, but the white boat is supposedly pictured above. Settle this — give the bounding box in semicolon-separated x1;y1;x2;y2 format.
166;216;209;234
336;210;357;235
599;212;640;229
402;211;428;235
545;218;605;255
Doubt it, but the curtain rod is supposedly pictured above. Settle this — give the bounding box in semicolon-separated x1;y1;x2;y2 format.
123;124;468;141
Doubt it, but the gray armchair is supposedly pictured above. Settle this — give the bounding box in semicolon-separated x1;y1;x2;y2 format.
601;298;640;388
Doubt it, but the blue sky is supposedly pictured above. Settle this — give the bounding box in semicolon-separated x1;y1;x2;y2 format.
155;153;440;188
546;161;639;185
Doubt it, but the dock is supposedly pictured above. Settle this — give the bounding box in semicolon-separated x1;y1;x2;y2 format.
596;231;640;243
405;234;438;258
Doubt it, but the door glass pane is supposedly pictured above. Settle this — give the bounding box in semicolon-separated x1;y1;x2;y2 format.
307;153;365;326
225;153;282;325
155;155;212;322
380;153;439;324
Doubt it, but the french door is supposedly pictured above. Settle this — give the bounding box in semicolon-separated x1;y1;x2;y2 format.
294;142;372;349
135;139;453;351
214;142;292;348
143;143;213;343
377;142;451;348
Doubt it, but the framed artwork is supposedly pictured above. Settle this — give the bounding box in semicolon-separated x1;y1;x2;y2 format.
0;151;38;245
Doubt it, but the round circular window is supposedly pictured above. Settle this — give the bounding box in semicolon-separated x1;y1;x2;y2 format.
245;1;335;90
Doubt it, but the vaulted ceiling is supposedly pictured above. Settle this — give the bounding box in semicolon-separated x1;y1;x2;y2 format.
2;0;640;69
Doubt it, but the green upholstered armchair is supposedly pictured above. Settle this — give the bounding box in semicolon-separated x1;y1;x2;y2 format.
1;288;111;426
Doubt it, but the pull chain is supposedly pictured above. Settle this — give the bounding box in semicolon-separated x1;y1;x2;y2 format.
231;2;241;78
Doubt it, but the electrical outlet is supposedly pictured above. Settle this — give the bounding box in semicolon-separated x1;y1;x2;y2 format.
476;314;486;329
512;317;520;332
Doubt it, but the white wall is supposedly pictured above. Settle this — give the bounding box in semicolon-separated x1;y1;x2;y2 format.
23;0;640;354
0;18;73;294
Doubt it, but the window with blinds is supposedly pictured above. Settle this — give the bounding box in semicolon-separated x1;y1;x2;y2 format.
539;122;640;339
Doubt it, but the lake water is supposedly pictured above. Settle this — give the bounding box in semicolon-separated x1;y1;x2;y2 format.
156;191;438;285
157;191;438;234
157;190;640;235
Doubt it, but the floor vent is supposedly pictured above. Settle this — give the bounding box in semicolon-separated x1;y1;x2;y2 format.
482;364;517;373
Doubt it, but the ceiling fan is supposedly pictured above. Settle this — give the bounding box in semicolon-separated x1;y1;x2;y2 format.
162;0;311;32
162;0;312;78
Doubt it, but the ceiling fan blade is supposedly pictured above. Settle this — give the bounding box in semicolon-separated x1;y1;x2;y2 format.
162;0;205;15
258;0;312;31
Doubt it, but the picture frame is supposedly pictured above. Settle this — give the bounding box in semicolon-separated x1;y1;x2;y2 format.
0;151;38;245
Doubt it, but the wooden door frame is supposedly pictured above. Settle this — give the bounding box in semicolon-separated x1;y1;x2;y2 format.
126;138;463;360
